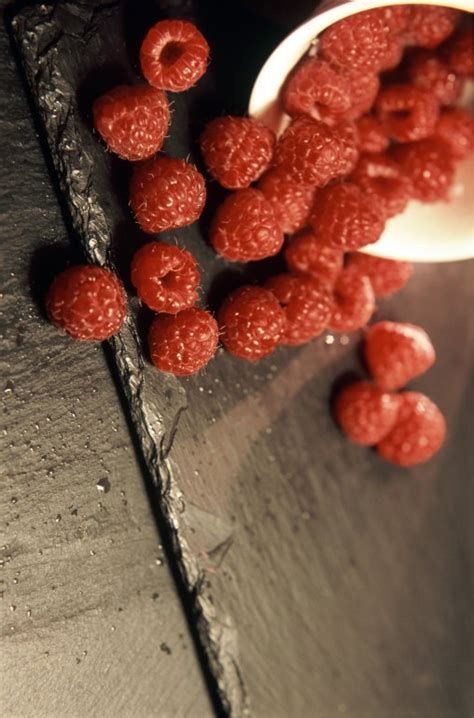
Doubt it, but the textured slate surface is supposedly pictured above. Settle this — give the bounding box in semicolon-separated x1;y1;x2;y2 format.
0;1;214;716
10;1;474;716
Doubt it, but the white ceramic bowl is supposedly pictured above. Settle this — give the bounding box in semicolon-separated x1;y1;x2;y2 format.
249;0;474;263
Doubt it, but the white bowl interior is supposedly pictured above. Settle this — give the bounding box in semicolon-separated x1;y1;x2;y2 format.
248;0;474;263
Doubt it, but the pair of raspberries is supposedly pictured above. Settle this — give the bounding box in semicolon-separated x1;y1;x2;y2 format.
45;8;473;465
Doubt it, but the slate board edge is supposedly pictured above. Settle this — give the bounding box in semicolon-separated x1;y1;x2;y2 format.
10;4;248;716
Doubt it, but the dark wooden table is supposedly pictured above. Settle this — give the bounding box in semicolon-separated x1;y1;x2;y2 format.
2;2;473;717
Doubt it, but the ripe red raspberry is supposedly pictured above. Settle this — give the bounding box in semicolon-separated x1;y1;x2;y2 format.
140;19;209;92
92;85;170;162
130;242;199;313
346;253;413;298
377;392;446;467
350;153;413;218
434;107;474;159
334;381;401;446
365;321;435;391
407;50;462;106
257;169;315;234
210;188;283;262
355;115;389;154
310;183;385;251
148;307;218;376
329;266;375;332
320;72;379;123
46;266;126;341
376;84;439;143
218;286;286;361
391;138;455;202
284;229;344;285
282;56;351;119
265;273;333;346
130;156;206;233
274;116;358;186
199;116;275;189
373;5;410;34
318;11;393;73
404;6;459;49
443;25;474;77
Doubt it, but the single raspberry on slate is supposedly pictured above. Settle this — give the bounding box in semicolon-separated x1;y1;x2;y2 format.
258;169;315;234
346;253;413;298
443;24;474;77
284;229;344;285
130;156;206;233
130;242;199;313
310;183;385;251
46;266;126;341
365;321;435;391
434;107;474;159
210;188;283;262
318;11;392;73
265;272;333;346
404;6;459;49
140;19;209;92
407;50;462;106
273;116;358;186
320;72;379;123
391;138;455;202
282;56;351;119
376;84;439;143
92;85;170;161
350;153;413;218
329;266;375;332
334;381;401;446
148;307;218;376
377;392;446;467
355;115;389;154
218;286;286;361
199;116;275;189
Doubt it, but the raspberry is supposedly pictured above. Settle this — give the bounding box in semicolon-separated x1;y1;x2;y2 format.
140;19;209;92
320;72;379;123
130;242;199;313
46;266;126;341
257;169;315;234
284;229;344;285
365;321;436;391
346;253;413;298
148;307;218;376
265;272;333;346
377;392;446;467
92;85;170;162
379;36;404;72
310;183;385;251
130;156;206;233
355;115;389;154
329;266;375;332
407;50;462;106
375;84;439;143
210;188;283;262
218;286;286;361
319;11;393;73
391;138;455;202
375;6;410;34
334;381;401;446
282;56;351;119
404;6;459;49
350;153;413;218
443;25;474;77
274;116;358;186
199;116;275;189
435;107;474;159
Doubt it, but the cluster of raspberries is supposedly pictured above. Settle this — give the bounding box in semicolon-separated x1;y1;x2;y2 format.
45;8;473;466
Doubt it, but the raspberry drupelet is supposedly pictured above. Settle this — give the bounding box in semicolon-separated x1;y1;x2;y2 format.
334;381;401;446
131;242;199;313
140;19;209;92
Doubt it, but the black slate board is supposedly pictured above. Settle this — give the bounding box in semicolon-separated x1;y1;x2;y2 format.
10;2;474;717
